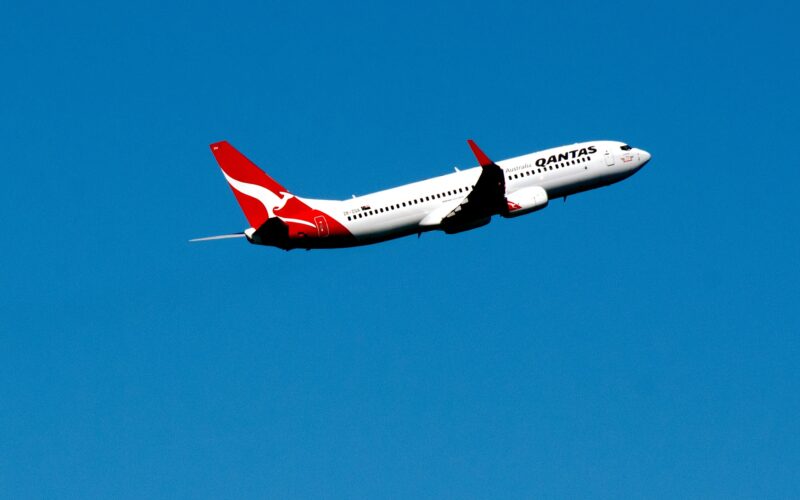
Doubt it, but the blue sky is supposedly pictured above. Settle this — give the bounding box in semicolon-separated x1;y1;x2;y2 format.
2;1;799;498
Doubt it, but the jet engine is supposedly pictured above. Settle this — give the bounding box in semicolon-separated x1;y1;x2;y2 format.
502;186;549;218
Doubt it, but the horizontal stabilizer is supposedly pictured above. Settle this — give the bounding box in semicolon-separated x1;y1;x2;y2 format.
189;232;247;242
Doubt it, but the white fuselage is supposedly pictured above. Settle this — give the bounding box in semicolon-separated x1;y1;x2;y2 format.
301;140;650;245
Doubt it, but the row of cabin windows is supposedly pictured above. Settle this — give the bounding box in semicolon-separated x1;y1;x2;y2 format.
346;185;475;221
508;156;592;181
347;155;596;221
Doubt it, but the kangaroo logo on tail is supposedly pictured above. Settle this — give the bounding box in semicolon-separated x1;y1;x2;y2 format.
219;170;293;219
210;141;309;228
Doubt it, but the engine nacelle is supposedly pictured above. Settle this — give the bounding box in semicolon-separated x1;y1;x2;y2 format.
502;186;549;218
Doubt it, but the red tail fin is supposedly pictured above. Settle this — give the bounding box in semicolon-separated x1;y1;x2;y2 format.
210;141;291;227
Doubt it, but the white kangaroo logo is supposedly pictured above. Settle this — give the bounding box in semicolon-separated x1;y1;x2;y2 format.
222;171;315;228
272;191;293;214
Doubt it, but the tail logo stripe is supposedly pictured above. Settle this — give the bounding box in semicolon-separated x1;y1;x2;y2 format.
222;171;290;219
221;171;316;229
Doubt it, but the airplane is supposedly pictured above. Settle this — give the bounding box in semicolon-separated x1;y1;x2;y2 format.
192;139;651;250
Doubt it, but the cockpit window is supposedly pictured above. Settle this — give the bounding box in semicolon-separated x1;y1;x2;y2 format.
620;144;632;151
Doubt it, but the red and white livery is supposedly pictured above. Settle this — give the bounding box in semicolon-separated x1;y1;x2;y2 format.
193;139;651;250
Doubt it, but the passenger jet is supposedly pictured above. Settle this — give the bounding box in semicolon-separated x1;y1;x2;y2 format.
192;140;651;249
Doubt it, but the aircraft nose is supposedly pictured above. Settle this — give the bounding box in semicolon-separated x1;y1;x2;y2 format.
639;149;652;165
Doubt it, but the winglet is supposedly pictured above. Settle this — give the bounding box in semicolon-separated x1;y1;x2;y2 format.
467;139;493;167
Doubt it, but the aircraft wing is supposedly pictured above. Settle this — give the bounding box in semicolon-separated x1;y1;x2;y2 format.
440;140;507;231
419;197;466;227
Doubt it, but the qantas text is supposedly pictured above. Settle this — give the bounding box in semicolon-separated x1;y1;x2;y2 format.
535;146;597;167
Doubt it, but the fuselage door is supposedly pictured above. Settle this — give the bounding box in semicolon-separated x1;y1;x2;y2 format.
604;148;615;166
314;215;330;237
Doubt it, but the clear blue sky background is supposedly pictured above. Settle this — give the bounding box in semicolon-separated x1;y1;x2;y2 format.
2;1;799;498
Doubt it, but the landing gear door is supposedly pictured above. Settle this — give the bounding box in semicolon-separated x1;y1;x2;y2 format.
314;215;330;238
604;148;615;166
